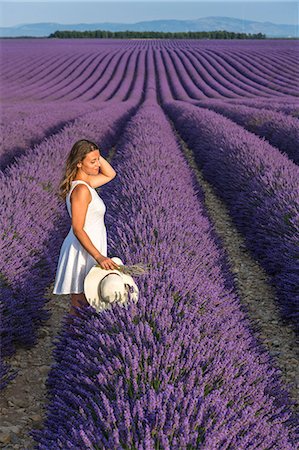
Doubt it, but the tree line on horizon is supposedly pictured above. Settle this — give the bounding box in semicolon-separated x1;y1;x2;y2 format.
48;29;266;39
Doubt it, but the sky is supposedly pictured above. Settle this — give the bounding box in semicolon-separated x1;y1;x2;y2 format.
1;1;298;28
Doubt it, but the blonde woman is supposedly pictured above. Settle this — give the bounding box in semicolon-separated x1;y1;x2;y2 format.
53;139;119;317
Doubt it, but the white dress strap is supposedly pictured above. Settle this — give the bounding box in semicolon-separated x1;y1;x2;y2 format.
70;180;93;189
68;180;94;196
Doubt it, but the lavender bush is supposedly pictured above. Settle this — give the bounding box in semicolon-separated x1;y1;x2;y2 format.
189;47;298;97
222;98;299;118
30;103;298;449
163;100;299;335
195;100;299;164
0;101;139;390
0;101;99;170
0;38;297;445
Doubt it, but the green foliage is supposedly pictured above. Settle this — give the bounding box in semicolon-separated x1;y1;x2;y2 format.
48;30;266;40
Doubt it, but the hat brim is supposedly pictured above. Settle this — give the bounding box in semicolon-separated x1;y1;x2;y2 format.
84;264;139;313
84;267;120;306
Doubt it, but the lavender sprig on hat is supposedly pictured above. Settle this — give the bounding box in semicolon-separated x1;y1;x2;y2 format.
95;262;149;276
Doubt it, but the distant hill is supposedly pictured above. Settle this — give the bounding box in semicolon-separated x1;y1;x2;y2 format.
0;16;297;38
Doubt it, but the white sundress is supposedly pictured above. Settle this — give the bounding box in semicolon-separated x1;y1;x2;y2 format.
53;180;107;295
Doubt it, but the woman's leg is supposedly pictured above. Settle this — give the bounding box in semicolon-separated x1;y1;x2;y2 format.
70;292;89;317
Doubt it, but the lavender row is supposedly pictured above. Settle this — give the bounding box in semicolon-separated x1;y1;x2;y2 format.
1;46;148;170
221;48;298;84
156;48;273;102
163;100;299;334
1;37;148;389
38;49;132;102
224;98;299;119
181;48;290;98
91;49;147;103
195;48;299;94
0;100;139;391
0;47;144;166
1;47;146;103
1;101;56;126
153;44;297;110
0;101;100;170
157;46;297;101
2;48;122;101
30;102;298;449
1;41;298;105
196;100;299;164
0;44;126;100
187;47;279;97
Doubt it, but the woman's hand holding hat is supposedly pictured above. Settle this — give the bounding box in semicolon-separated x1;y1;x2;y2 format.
96;255;119;270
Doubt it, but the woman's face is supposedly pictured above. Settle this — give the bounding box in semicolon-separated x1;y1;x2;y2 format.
78;149;101;175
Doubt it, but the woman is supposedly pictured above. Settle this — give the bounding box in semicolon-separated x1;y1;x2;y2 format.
53;139;119;317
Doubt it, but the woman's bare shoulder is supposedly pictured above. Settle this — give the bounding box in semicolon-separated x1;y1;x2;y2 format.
70;183;92;203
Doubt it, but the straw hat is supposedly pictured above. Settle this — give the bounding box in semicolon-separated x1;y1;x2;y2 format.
84;257;139;313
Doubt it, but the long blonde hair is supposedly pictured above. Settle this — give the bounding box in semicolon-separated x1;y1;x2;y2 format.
58;139;100;201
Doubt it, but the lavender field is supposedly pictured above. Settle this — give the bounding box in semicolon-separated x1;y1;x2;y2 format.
0;38;298;448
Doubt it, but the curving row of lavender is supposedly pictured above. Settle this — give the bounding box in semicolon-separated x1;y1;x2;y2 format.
152;45;298;114
1;38;298;445
1;46;148;103
30;103;298;449
0;39;150;390
1;40;298;104
162;100;299;335
218;97;299;119
195;100;299;164
153;41;298;332
0;101;100;170
196;47;298;95
154;47;298;103
0;101;139;390
175;47;287;99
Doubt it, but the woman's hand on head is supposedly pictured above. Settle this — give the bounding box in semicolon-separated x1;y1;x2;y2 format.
96;255;119;270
